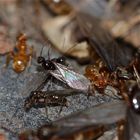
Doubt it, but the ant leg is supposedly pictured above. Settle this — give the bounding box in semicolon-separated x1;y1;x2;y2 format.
46;76;53;90
5;52;13;67
23;56;32;76
133;65;140;87
117;120;125;140
0;125;17;136
0;52;13;78
58;99;69;115
29;46;34;57
15;73;21;93
45;106;48;116
49;76;53;90
23;46;34;75
36;75;51;91
45;106;51;122
87;85;94;99
58;106;63;115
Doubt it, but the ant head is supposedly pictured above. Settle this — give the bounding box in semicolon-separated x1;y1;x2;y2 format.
57;56;66;65
24;91;38;112
37;56;45;64
17;33;26;42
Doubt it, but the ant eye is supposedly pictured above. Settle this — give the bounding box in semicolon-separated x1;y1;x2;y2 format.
57;57;66;64
37;57;45;64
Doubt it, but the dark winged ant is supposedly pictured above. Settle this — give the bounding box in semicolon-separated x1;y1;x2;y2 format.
33;46;69;91
20;48;67;95
20;82;140;140
24;89;85;112
19;101;126;140
24;90;67;112
22;46;90;115
33;46;90;91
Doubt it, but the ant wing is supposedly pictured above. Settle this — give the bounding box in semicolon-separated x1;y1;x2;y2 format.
124;108;140;140
65;0;115;19
42;124;105;140
21;71;49;97
50;62;90;91
65;0;136;72
77;12;136;72
66;0;140;18
42;89;87;97
53;101;126;127
35;101;126;139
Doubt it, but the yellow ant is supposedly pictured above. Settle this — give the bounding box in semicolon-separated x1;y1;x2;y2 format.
6;33;33;73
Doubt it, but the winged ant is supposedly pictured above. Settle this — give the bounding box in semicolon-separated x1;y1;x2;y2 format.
20;1;140;140
22;44;90;114
36;46;90;91
20;78;140;140
19;100;126;140
24;89;85;112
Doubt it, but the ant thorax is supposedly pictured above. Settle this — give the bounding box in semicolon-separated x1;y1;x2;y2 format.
37;55;67;71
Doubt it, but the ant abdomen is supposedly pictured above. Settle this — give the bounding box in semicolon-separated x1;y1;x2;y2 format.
12;58;26;73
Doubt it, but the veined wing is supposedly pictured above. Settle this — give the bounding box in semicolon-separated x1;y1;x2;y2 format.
21;71;49;97
38;124;105;140
124;108;140;140
65;0;115;19
35;101;126;140
42;89;87;97
76;12;136;71
65;0;136;71
65;0;140;19
53;101;126;127
51;62;90;91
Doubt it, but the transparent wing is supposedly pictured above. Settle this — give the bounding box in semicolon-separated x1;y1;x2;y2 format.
124;108;140;140
65;0;140;19
53;101;126;127
48;124;105;139
21;71;49;97
65;0;136;71
42;89;87;97
36;101;126;139
51;62;90;91
77;12;136;71
66;0;116;19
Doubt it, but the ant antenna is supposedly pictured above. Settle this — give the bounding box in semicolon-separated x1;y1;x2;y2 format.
40;46;44;57
62;37;66;50
66;43;78;54
62;36;78;55
47;43;52;60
